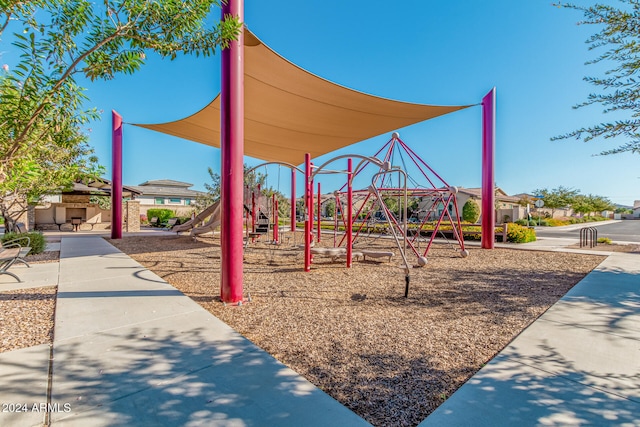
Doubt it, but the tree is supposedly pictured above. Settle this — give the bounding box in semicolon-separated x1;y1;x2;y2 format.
324;199;336;218
533;186;579;216
0;1;240;230
195;167;221;209
462;199;480;223
553;1;640;155
587;194;615;214
570;194;594;216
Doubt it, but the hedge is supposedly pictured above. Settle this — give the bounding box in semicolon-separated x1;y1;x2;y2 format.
506;223;536;243
2;231;47;255
146;209;174;225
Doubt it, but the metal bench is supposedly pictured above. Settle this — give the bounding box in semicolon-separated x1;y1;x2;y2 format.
0;248;22;282
1;235;32;268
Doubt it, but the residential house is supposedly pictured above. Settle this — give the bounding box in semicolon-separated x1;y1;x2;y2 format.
127;180;205;217
418;187;526;224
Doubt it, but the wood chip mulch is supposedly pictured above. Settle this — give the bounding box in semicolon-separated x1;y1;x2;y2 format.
109;233;605;427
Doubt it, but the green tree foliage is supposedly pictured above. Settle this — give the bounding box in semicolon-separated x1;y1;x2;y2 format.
569;193;614;216
324;199;336;218
199;164;291;218
534;186;614;216
0;1;240;230
533;186;579;216
571;194;593;216
462;199;480;223
554;1;640;155
195;167;221;210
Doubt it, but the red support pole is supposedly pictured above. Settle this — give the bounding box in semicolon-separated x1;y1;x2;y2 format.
273;194;278;242
220;0;244;303
111;110;123;240
481;88;496;249
304;154;312;272
291;169;296;232
251;191;256;240
317;182;321;243
347;158;353;268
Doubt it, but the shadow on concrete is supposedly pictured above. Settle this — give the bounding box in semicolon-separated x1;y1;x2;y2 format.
51;326;363;426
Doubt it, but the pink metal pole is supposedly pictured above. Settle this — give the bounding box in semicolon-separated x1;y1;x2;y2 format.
481;88;496;249
347;159;353;268
251;191;256;240
111;110;123;239
291;169;296;232
317;182;321;243
304;154;312;271
220;0;244;303
273;194;278;242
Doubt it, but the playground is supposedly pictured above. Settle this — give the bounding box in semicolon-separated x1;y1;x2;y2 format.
108;234;604;426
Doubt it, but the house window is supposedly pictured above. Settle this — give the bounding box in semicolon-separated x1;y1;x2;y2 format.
155;198;165;205
185;199;191;206
169;198;181;204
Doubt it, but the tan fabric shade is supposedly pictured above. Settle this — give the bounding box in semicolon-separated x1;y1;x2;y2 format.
133;30;473;166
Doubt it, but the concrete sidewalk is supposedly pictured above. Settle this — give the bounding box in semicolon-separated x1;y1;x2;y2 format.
420;251;640;426
1;235;638;426
49;237;369;426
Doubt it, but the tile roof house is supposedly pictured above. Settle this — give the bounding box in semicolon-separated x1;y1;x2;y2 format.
128;180;206;215
417;187;526;224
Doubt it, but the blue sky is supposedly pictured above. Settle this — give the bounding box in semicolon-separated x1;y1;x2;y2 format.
4;1;640;205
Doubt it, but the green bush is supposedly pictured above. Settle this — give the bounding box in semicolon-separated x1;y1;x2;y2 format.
146;209;174;225
462;199;481;223
2;231;46;255
506;223;536;243
597;237;612;245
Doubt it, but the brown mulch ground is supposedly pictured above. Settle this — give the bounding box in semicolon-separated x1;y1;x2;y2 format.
0;251;59;353
0;285;57;353
109;233;605;427
567;243;640;253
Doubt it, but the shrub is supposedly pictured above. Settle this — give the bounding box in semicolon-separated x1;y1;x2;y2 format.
2;231;46;255
546;218;569;227
506;223;536;243
597;237;612;245
146;209;174;225
462;200;480;223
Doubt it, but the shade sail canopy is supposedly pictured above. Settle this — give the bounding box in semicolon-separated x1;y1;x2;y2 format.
133;30;473;166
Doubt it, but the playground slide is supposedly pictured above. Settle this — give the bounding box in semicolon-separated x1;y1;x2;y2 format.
190;204;222;237
173;201;220;234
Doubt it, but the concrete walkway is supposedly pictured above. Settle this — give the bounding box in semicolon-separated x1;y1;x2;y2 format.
420;251;640;426
1;235;638;426
1;237;368;427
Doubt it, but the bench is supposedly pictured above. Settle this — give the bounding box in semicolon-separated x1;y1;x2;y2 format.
310;247;364;262
1;235;32;268
360;249;394;262
0;248;22;282
162;218;179;230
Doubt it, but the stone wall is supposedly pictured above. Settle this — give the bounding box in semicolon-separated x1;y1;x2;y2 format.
125;200;140;232
61;194;91;204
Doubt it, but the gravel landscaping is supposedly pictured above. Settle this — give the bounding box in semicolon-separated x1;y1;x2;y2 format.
0;232;610;425
108;233;605;426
